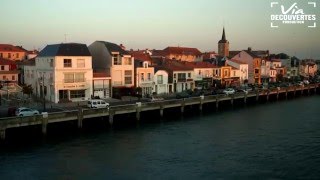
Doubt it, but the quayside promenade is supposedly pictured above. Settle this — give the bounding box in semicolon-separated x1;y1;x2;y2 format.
0;84;319;140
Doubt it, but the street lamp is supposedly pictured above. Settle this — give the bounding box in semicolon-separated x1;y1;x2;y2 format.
39;75;46;112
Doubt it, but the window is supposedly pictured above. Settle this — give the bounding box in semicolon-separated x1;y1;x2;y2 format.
147;73;151;81
224;70;228;77
8;53;11;58
124;57;132;65
16;53;19;58
70;90;85;98
44;86;47;96
64;59;72;67
77;59;85;68
124;70;132;84
174;74;176;78
113;54;121;65
1;66;4;70
157;75;163;84
12;76;15;80
75;73;85;82
188;73;191;78
64;73;74;83
0;53;2;58
198;70;201;75
50;59;53;67
3;75;6;80
233;71;236;76
141;73;144;81
178;73;186;81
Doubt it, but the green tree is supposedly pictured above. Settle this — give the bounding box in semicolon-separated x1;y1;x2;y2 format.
22;84;33;97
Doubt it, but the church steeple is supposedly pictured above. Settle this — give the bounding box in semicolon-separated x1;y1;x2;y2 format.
222;27;226;41
218;27;229;57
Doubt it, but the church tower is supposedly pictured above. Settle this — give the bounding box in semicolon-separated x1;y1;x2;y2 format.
218;27;229;57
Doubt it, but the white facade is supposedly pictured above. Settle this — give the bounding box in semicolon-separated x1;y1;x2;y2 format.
136;61;154;97
153;70;169;94
34;56;93;103
93;77;111;98
226;59;248;85
173;70;194;92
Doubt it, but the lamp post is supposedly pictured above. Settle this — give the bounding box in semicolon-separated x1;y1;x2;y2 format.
40;75;46;112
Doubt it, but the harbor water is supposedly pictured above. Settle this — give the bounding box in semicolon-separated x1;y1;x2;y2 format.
0;96;320;179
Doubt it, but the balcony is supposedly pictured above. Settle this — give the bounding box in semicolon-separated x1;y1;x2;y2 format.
177;78;186;82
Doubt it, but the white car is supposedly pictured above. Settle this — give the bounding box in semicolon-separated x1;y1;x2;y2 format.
87;99;109;109
15;107;40;117
223;88;235;95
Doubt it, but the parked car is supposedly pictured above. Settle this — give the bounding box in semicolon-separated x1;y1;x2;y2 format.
87;99;109;109
303;80;310;85
176;92;191;99
223;88;235;95
236;89;248;94
15;107;40;117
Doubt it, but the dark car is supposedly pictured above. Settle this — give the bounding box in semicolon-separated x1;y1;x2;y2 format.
7;107;17;117
176;92;191;99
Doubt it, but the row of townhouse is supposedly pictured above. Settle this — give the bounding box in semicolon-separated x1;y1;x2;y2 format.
14;40;319;103
20;41;249;103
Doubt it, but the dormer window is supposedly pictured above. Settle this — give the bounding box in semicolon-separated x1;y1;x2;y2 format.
143;62;148;68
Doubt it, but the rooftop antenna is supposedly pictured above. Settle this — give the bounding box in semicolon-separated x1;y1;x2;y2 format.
64;34;68;43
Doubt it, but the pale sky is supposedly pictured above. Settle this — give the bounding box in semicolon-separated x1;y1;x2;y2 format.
1;0;319;59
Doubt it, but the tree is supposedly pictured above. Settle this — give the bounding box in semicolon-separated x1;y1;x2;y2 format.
276;74;284;82
22;84;33;97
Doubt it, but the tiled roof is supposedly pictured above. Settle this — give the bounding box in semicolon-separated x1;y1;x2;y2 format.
183;61;217;68
0;44;26;52
151;50;166;57
228;59;247;64
0;58;17;65
244;50;259;58
229;51;241;58
97;41;129;55
130;51;152;62
38;43;91;57
163;46;202;56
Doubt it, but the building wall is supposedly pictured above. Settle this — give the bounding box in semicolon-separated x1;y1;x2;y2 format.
136;64;154;97
232;51;257;84
93;78;111;98
0;51;26;61
153;70;168;94
167;54;202;62
218;42;229;57
34;56;93;103
173;70;194;92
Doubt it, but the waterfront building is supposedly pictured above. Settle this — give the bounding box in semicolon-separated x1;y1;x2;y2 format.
226;59;249;85
88;41;134;98
24;43;93;103
130;51;154;97
153;68;169;94
0;58;20;96
299;59;318;79
232;48;262;84
0;44;27;61
260;59;271;84
162;46;203;62
183;61;218;90
92;72;112;98
270;59;286;81
159;60;194;93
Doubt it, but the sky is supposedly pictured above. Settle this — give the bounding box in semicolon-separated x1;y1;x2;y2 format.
1;0;319;59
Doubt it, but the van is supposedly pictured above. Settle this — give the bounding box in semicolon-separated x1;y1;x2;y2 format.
87;99;109;109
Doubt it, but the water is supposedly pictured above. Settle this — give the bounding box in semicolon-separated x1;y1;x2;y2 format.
1;96;320;179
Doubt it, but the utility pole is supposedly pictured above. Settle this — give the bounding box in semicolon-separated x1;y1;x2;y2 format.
43;75;46;112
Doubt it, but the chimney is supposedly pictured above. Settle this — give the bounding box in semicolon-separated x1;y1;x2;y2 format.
248;47;252;52
120;44;126;50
